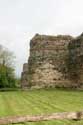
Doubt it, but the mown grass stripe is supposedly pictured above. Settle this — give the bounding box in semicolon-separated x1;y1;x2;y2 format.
0;89;83;125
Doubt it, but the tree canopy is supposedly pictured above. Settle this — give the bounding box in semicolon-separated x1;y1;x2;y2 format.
0;45;16;88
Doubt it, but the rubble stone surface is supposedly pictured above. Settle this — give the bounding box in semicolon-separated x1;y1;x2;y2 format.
21;34;83;89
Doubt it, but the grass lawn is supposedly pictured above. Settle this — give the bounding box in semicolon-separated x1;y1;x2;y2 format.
0;89;83;125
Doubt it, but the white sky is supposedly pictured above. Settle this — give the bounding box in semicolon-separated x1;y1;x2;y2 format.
0;0;83;77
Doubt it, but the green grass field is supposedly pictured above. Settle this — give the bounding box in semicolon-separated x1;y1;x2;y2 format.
0;89;83;125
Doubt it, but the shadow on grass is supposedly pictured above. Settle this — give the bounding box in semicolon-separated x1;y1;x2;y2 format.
0;87;83;93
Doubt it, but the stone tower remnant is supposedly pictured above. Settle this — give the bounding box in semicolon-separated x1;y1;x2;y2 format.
21;33;83;89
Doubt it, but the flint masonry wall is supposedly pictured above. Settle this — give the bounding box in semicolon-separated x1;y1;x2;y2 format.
21;34;83;89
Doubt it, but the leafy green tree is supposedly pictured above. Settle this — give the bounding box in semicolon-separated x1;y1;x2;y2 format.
0;65;8;87
0;45;16;88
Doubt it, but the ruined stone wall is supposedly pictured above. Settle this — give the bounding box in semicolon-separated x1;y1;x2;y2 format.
21;34;83;89
66;34;83;88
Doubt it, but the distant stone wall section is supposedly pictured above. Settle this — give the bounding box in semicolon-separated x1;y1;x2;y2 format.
21;33;83;89
21;63;28;88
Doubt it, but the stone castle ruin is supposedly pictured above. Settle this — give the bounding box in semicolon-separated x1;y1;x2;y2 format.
21;33;83;89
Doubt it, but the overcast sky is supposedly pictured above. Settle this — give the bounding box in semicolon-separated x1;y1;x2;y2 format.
0;0;83;77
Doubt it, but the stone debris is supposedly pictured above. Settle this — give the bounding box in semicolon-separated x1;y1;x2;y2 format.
0;111;83;125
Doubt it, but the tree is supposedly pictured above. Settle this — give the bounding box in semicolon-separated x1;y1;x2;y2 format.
0;45;15;67
0;45;16;88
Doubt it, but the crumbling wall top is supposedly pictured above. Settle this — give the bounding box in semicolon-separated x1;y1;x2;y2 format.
31;34;73;42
